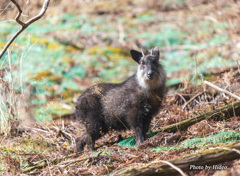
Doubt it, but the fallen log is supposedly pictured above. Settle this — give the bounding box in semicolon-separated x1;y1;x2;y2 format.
21;152;103;174
153;100;240;134
21;153;79;174
113;142;240;176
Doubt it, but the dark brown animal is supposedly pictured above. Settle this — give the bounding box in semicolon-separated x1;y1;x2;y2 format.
75;46;166;152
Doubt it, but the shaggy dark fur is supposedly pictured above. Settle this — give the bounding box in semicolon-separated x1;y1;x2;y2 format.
75;46;166;152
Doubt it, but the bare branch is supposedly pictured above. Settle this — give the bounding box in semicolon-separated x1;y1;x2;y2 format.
25;0;50;25
203;80;240;100
146;160;187;176
182;91;204;109
0;0;50;59
9;0;22;13
0;3;13;15
8;0;25;26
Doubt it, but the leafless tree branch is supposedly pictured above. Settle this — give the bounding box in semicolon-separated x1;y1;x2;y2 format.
0;3;13;15
10;0;25;26
203;80;240;100
0;0;50;59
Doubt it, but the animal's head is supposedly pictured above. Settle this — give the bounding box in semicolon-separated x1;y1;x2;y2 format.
130;46;165;89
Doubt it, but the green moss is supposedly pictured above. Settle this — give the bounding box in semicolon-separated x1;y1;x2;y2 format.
153;131;240;152
119;130;240;151
30;71;53;81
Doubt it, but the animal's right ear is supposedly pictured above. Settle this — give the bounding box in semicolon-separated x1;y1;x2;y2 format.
130;50;142;64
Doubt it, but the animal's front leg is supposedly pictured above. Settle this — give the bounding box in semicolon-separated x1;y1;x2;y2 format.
135;126;144;145
142;117;152;140
129;108;146;145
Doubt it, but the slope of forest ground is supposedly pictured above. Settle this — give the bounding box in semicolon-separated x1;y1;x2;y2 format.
0;0;240;175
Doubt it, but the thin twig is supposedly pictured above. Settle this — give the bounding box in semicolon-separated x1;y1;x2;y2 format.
182;92;204;109
110;163;145;176
118;22;125;45
0;3;13;15
111;160;187;176
190;53;197;83
53;151;103;169
147;160;188;176
0;0;50;59
176;93;187;105
44;159;53;176
203;80;240;100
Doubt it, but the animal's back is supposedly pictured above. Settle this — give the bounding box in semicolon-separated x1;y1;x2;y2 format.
76;75;141;129
75;83;117;122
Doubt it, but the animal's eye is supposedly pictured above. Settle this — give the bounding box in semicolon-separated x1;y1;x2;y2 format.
141;61;145;65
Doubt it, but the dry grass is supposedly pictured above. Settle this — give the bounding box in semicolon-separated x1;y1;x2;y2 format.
0;50;34;138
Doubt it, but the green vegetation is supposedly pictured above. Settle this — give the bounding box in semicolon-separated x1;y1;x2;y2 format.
119;131;240;150
1;9;237;121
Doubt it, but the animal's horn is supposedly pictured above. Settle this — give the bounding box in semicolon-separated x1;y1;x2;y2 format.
150;49;153;55
141;49;145;57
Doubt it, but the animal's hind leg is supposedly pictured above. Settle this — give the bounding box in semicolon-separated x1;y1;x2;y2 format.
75;94;103;151
85;120;104;150
76;132;89;152
76;131;100;152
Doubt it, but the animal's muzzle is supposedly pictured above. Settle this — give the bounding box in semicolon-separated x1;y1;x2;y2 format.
147;71;154;79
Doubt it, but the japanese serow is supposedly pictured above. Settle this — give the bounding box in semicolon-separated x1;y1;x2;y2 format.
75;46;166;152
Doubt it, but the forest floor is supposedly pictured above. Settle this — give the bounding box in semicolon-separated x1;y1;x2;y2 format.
1;0;240;175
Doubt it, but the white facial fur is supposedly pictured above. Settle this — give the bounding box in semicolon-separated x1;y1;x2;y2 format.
136;62;165;90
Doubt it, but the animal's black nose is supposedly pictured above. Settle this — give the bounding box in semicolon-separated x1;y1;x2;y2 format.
147;71;154;78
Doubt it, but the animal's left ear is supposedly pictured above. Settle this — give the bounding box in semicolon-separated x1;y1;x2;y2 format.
152;46;160;59
130;50;142;64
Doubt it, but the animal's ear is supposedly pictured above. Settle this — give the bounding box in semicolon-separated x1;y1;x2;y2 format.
152;46;160;58
130;50;142;64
